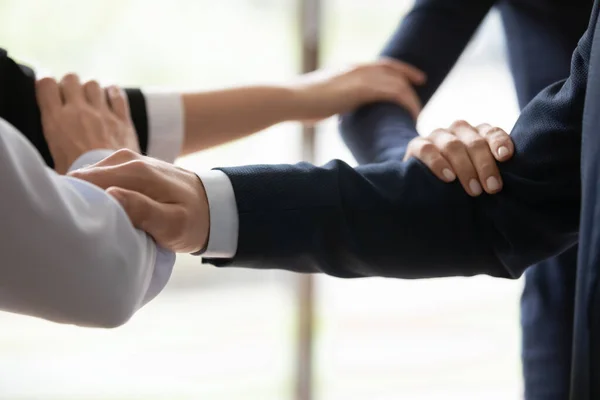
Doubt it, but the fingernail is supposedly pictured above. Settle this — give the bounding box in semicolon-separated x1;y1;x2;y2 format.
486;176;501;192
469;179;483;196
108;86;119;97
442;168;456;181
497;146;509;159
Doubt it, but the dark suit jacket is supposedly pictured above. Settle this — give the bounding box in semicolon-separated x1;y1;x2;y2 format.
208;2;600;397
337;2;590;399
339;0;591;164
0;48;150;168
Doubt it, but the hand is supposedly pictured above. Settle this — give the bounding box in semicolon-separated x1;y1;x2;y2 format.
404;120;514;196
69;149;209;253
294;58;426;122
36;73;140;174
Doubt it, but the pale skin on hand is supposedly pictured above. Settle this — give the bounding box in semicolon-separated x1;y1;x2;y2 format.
36;73;140;174
293;57;427;122
404;120;515;196
69;149;209;254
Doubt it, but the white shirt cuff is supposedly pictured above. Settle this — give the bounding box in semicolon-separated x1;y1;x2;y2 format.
142;91;184;163
68;149;114;172
195;170;239;258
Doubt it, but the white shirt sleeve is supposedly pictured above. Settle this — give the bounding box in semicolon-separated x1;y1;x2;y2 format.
195;170;239;258
0;118;175;328
143;91;184;163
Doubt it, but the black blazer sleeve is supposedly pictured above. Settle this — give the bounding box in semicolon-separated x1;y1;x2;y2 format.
205;9;595;281
339;0;496;164
0;49;150;168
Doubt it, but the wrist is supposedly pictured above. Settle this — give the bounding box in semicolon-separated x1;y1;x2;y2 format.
263;83;315;123
187;170;210;253
285;86;324;123
198;180;210;252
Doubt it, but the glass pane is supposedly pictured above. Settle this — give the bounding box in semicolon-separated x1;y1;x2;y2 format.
316;1;523;399
0;1;300;399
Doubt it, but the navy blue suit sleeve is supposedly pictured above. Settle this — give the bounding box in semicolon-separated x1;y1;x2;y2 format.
0;50;150;168
206;14;594;280
499;2;590;108
339;0;495;164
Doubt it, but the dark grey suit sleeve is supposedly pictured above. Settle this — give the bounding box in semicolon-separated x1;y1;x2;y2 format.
340;0;495;164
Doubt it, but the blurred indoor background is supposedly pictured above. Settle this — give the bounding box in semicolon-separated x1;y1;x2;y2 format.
0;0;523;399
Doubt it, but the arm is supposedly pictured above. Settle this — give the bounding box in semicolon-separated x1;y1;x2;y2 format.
1;49;424;162
0;49;182;165
68;7;591;280
179;85;330;155
179;86;313;154
340;0;496;164
499;1;590;109
71;55;582;280
72;43;585;281
178;62;425;155
210;76;582;278
70;20;590;279
201;10;591;278
0;118;174;327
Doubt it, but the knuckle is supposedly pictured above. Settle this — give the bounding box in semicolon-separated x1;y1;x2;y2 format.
417;141;437;155
482;126;507;137
429;128;450;138
489;134;511;149
36;77;57;88
405;137;422;152
466;138;488;152
450;119;470;130
62;72;79;82
126;159;150;174
476;123;492;133
113;148;138;159
83;80;101;91
442;138;464;153
128;160;158;179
